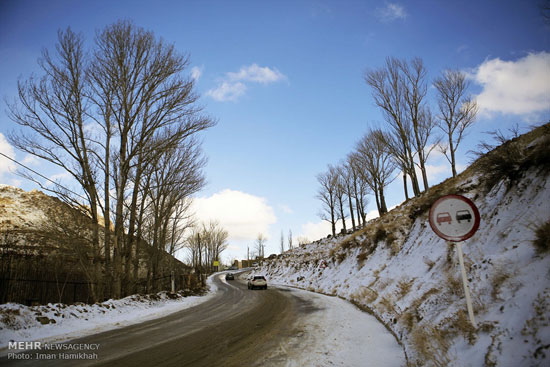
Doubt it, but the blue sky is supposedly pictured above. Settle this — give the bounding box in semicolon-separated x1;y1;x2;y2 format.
1;0;549;263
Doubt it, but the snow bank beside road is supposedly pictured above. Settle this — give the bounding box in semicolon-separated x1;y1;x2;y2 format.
266;284;406;367
0;276;218;353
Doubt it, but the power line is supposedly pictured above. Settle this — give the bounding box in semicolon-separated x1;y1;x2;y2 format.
0;151;193;222
0;151;88;201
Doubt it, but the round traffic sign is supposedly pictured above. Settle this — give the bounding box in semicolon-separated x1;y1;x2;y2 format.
428;194;480;242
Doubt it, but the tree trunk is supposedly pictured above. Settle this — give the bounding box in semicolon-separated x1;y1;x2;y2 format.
420;163;429;191
379;186;388;215
330;204;336;237
402;171;409;200
339;197;347;233
450;135;457;177
347;189;356;231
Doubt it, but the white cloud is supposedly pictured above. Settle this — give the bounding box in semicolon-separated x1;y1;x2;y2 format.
191;189;277;241
0;133;16;180
227;64;286;84
299;220;333;242
44;171;73;188
278;204;293;214
22;154;38;165
471;52;550;117
206;81;247;102
377;3;408;22
191;66;203;81
207;63;286;102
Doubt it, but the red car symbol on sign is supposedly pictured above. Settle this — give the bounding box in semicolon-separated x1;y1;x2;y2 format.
436;212;452;225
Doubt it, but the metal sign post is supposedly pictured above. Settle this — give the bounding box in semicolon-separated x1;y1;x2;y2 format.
429;194;481;328
456;242;477;328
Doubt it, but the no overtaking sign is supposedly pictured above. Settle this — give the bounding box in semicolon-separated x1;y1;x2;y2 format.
428;194;481;328
428;194;480;242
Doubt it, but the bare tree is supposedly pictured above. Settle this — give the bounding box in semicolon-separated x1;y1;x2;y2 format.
400;58;437;190
334;165;348;233
288;229;293;249
7;28;104;301
434;69;478;177
355;129;397;217
338;162;357;231
7;21;215;299
255;233;267;259
280;230;285;254
316;166;338;236
365;57;421;197
347;153;370;226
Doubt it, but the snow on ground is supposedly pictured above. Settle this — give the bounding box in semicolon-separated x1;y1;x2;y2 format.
0;276;219;355
260;160;550;366
266;283;406;367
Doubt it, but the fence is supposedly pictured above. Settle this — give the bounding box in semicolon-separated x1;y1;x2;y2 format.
0;231;199;306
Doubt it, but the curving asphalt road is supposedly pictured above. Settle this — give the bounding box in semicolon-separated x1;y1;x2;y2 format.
2;273;319;367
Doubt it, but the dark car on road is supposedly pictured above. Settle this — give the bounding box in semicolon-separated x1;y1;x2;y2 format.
225;273;234;280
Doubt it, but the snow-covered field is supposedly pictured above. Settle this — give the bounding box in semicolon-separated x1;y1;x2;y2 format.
0;276;218;355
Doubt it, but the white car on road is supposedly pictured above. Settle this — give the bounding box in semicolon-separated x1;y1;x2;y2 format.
248;275;267;290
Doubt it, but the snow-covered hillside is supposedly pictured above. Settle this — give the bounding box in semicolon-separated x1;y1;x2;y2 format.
261;126;550;366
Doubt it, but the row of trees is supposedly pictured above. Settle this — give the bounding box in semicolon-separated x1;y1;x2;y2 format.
317;57;477;235
7;21;215;301
186;221;229;278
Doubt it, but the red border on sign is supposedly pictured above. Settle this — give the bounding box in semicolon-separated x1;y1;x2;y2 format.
428;194;480;242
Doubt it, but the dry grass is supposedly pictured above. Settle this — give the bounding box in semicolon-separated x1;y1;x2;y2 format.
490;265;513;301
532;220;550;254
400;288;440;332
352;286;378;304
423;257;436;271
445;271;462;297
409;325;451;367
389;239;400;256
396;278;415;299
377;295;395;314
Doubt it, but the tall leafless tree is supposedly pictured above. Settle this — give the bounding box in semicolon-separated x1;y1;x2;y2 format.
400;57;437;191
255;233;267;259
288;229;293;250
7;28;104;301
316;165;338;236
7;21;215;299
347;153;370;226
337;163;356;231
334;168;348;234
355;129;397;217
365;57;421;197
434;69;478;177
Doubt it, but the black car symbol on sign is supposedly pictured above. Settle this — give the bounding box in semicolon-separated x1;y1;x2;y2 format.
456;210;472;223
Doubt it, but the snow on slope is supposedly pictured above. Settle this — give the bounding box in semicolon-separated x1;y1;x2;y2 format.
0;276;218;354
261;132;550;366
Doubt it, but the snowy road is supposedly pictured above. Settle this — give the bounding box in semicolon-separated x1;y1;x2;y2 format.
2;273;405;366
